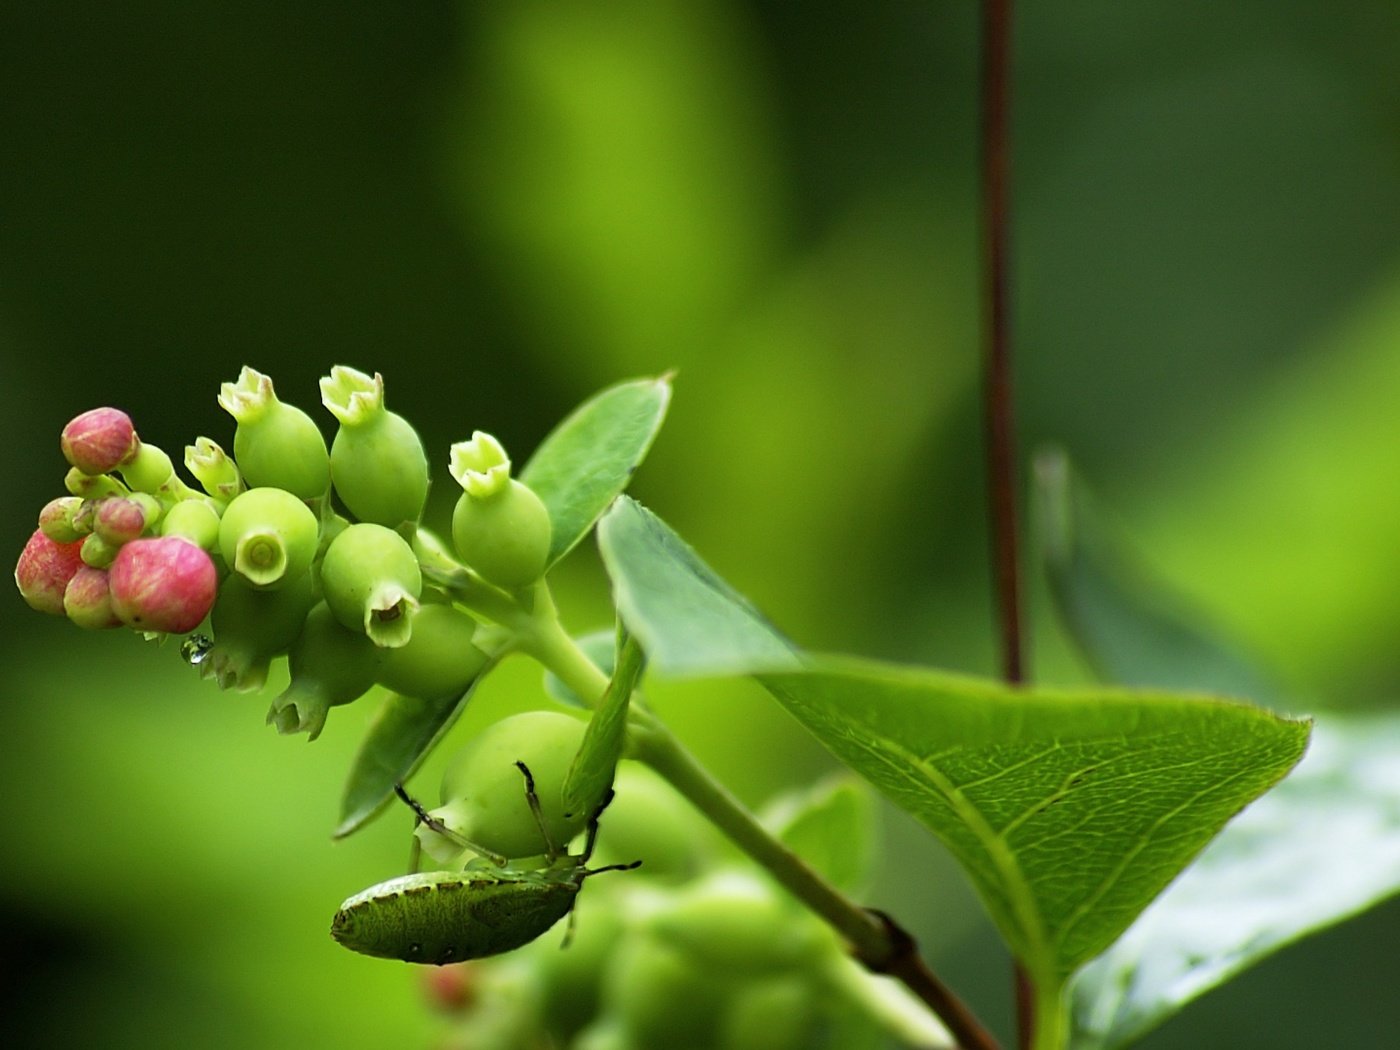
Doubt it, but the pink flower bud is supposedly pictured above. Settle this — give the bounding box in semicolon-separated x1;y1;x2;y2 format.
15;529;86;615
38;496;86;543
60;407;140;476
93;494;161;546
109;536;218;634
64;566;123;629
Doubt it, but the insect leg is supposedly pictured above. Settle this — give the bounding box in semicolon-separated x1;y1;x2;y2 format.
575;786;641;875
393;783;509;867
514;761;559;860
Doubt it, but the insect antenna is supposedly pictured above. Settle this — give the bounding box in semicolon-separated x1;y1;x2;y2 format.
582;859;643;878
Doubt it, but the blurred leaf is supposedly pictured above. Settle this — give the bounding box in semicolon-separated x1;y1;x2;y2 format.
335;679;485;839
759;660;1310;987
521;374;672;566
762;776;879;895
1034;447;1280;705
596;496;801;676
543;628;616;709
563;627;646;819
1069;714;1400;1049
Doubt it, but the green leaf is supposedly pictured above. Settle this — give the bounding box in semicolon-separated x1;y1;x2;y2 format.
761;776;879;895
562;627;646;819
520;375;672;567
1034;448;1281;705
335;680;483;839
1069;713;1400;1048
596;496;801;677
757;659;1310;985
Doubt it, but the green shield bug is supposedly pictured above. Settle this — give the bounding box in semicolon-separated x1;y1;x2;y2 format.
331;762;639;965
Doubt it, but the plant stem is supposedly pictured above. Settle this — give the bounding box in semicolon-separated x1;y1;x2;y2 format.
440;567;1002;1048
1030;982;1066;1050
821;951;955;1048
523;610;999;1050
981;0;1020;690
979;0;1033;1046
636;731;999;1050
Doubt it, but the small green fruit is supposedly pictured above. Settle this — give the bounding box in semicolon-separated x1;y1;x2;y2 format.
449;432;551;590
218;487;319;589
375;603;489;699
424;711;591;861
318;522;421;648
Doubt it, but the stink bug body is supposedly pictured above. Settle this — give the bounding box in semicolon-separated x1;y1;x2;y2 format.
331;762;638;964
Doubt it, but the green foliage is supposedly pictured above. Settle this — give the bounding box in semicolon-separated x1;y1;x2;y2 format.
762;777;878;896
596;495;1310;1001
597;495;801;677
520;375;672;568
760;661;1308;983
1070;714;1400;1049
1039;451;1400;1046
336;681;486;838
1034;448;1281;705
563;627;645;820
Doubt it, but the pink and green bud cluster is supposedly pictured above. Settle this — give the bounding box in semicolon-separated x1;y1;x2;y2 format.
107;536;219;634
18;405;224;634
14;365;547;743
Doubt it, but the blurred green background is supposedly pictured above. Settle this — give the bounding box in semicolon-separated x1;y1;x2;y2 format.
4;3;1400;1047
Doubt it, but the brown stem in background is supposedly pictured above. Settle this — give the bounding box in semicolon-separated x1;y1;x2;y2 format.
979;1;1033;1048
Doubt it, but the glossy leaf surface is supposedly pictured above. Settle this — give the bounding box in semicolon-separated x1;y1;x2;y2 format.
760;660;1310;984
596;494;1309;987
1070;714;1400;1048
520;375;671;567
596;496;801;677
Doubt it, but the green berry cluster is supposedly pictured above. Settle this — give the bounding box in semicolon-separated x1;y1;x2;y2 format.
13;365;551;741
421;763;898;1050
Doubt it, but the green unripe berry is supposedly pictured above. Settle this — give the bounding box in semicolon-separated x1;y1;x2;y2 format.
449;432;551;590
720;976;818;1050
375;603;489;699
118;443;173;494
218;487;319;589
319;522;421;648
80;533;119;569
218;367;331;499
184;436;243;501
320;366;429;527
647;869;835;979
160;498;222;551
63;467;126;501
587;763;717;882
422;711;591;862
601;935;723;1050
267;602;383;740
206;572;318;691
38;497;87;543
